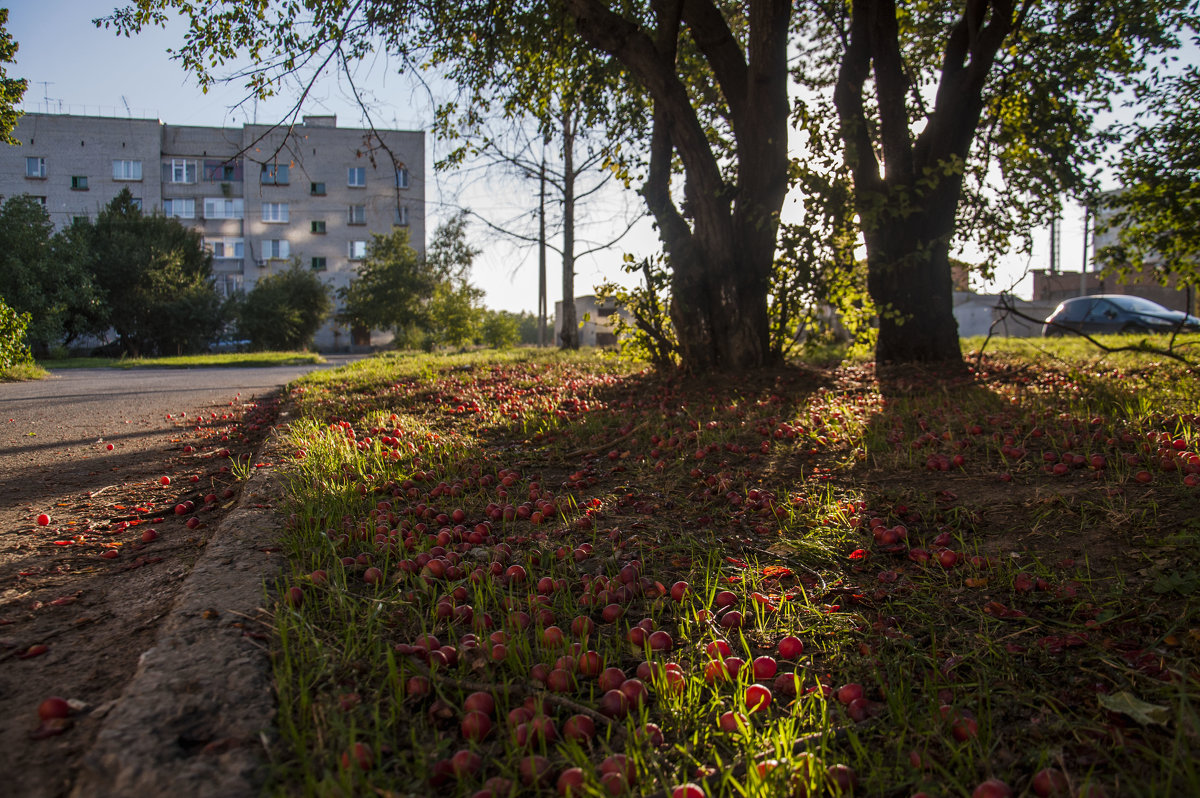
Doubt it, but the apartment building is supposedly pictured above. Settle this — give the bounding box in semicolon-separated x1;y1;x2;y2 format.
0;112;425;350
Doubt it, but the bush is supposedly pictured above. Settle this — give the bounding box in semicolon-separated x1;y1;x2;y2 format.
236;264;332;351
481;310;521;349
0;297;33;369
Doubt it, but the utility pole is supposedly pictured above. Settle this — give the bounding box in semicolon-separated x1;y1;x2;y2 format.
537;136;548;347
1049;208;1061;274
1080;201;1091;297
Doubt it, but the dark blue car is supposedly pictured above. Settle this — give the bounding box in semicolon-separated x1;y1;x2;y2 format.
1042;294;1200;337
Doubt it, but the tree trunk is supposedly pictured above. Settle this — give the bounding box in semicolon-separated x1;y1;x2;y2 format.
559;106;579;350
562;0;791;372
863;195;962;363
833;0;1016;368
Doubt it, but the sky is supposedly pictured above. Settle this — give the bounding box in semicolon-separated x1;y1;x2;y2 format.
5;0;1096;314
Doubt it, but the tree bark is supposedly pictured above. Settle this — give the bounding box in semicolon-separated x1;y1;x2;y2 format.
561;0;791;372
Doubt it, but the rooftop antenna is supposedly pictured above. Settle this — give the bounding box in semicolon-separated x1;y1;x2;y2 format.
122;96;132;117
37;81;55;112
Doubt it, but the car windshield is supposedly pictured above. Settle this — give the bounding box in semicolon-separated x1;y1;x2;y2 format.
1110;295;1171;315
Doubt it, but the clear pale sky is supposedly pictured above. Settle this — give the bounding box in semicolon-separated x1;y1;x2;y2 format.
7;0;1096;312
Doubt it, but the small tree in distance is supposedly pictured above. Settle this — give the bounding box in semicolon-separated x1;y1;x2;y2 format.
481;310;521;349
237;263;331;351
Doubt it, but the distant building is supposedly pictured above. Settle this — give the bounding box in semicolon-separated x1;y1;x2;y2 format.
0;112;425;350
554;294;632;348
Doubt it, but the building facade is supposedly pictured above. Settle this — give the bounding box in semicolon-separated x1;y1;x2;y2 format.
554;294;631;348
0;112;425;350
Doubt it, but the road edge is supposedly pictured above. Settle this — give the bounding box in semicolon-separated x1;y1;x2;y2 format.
70;423;293;798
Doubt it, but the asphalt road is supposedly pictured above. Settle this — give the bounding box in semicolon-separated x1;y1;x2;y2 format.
0;356;358;487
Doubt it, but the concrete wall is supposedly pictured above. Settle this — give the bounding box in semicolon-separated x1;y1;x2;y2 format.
0;114;163;224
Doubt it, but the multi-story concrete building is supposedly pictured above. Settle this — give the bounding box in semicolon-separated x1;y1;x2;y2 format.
0;112;425;350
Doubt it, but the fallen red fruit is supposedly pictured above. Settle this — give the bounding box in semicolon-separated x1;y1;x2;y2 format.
745;684;772;712
1031;768;1070;797
341;741;373;770
972;779;1012;798
671;783;706;798
777;635;804;659
36;513;51;526
37;697;71;721
141;529;158;543
159;476;171;486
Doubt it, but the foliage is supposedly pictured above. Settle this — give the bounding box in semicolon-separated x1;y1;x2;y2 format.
597;254;678;368
1097;65;1200;284
83;189;224;356
0;196;107;352
515;310;549;345
0;9;26;145
237;263;331;351
425;278;483;350
0;296;33;369
338;229;434;337
479;310;521;349
101;0;792;372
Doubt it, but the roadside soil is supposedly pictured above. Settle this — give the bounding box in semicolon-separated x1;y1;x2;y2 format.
0;385;281;798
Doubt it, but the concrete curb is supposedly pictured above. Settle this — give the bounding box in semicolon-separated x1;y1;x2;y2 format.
71;430;290;798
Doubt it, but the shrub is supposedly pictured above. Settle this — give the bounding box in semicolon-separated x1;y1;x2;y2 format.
0;297;34;369
236;264;332;351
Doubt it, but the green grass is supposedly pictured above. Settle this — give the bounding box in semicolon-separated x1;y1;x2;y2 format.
39;351;325;370
0;361;50;381
263;342;1200;797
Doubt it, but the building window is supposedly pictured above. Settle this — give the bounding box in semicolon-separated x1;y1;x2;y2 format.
112;160;142;181
130;198;142;211
261;163;289;185
396;167;409;189
30;196;46;207
163;198;195;219
204;198;244;219
348;205;366;225
311;257;327;271
206;238;244;259
26;157;47;179
348;240;367;260
261;239;290;259
393;206;409;227
310;181;326;195
348;166;366;187
70;175;89;190
311;220;326;234
205;161;239;181
73;215;89;225
262;202;289;223
169;159;197;184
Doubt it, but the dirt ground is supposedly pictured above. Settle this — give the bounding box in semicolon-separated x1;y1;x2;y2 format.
0;383;280;798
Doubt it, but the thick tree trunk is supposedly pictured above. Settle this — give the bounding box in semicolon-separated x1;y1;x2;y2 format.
664;221;773;373
563;0;790;372
864;199;962;364
559;108;579;350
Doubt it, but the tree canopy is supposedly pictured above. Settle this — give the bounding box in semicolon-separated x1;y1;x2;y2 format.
0;9;27;144
1097;64;1200;284
237;263;332;351
86;189;223;356
103;0;1200;369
